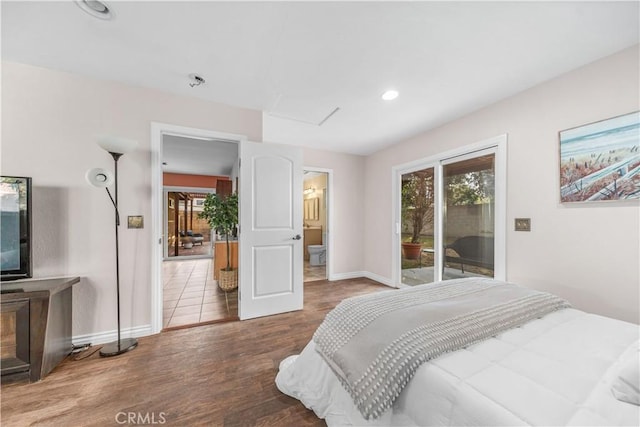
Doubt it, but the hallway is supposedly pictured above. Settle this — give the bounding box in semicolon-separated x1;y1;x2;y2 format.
163;256;325;329
162;258;237;329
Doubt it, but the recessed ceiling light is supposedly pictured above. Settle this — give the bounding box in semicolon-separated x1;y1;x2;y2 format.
75;0;113;20
381;90;399;101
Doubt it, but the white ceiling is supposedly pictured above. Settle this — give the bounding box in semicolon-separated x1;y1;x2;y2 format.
2;1;638;156
162;135;238;176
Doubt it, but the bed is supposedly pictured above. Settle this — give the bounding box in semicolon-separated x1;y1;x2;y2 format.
276;278;640;426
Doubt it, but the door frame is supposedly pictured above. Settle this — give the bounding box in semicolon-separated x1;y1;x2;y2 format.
303;167;334;281
391;134;507;286
150;122;247;334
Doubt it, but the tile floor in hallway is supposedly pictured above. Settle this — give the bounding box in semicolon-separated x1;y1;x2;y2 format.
163;258;237;329
163;258;325;329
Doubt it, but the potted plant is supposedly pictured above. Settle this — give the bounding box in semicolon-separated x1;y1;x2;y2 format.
199;192;239;291
401;170;434;260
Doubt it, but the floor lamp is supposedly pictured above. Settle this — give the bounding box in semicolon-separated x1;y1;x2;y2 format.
86;135;139;357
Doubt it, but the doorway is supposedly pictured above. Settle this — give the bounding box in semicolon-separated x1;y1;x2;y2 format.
150;124;245;333
303;169;331;282
394;135;506;286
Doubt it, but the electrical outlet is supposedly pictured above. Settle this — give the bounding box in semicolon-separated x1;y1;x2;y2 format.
515;218;531;232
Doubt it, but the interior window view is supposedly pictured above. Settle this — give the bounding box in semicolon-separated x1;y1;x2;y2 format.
303;171;328;282
401;154;495;285
161;136;239;329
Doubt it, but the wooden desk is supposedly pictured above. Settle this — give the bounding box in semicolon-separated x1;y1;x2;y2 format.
214;241;238;279
1;277;80;383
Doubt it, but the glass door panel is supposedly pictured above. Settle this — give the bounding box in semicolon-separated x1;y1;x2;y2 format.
400;167;435;285
166;191;213;258
442;154;495;278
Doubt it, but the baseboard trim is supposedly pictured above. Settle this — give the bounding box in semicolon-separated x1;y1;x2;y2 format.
328;271;366;281
73;324;153;346
328;271;396;288
362;271;396;287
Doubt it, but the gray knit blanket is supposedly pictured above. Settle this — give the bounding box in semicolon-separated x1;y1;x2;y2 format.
313;278;571;420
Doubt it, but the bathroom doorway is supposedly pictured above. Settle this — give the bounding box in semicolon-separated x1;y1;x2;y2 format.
303;170;329;282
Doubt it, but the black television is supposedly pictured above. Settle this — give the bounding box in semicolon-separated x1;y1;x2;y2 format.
1;176;32;281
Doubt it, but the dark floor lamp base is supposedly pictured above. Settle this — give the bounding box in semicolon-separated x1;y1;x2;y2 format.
99;337;138;357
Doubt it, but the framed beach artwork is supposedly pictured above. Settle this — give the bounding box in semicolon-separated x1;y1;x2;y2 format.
559;111;640;203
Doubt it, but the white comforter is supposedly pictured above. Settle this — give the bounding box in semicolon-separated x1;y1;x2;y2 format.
276;308;640;426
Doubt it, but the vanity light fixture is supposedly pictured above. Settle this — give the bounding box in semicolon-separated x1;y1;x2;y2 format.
381;90;399;101
75;0;113;20
303;187;315;195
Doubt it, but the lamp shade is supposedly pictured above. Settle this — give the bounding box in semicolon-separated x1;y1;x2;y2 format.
86;168;114;187
97;135;138;155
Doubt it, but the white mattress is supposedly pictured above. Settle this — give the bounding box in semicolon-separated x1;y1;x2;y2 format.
276;308;640;426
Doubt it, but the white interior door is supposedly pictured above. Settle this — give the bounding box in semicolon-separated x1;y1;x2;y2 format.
239;141;303;320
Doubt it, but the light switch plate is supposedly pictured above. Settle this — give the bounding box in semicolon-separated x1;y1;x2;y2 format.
515;218;531;232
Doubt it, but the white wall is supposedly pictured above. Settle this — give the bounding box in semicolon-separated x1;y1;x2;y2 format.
1;62;263;337
364;46;640;323
303;148;365;277
3;44;638;339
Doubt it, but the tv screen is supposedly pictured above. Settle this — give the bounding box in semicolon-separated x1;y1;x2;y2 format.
1;176;32;281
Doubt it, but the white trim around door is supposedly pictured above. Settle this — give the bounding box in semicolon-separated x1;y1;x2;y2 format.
150;122;247;335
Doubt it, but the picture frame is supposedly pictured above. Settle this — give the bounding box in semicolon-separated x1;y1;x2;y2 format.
559;111;640;202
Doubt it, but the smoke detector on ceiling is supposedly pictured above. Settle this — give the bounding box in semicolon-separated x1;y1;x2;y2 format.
189;74;206;88
75;0;113;20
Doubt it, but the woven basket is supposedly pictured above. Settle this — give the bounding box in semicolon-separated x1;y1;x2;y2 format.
218;269;238;292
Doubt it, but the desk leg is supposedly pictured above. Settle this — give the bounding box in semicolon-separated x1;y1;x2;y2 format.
28;296;49;382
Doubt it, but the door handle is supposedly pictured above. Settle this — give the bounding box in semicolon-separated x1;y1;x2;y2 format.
292;234;302;240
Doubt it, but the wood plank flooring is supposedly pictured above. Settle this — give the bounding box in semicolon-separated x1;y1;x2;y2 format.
1;278;390;427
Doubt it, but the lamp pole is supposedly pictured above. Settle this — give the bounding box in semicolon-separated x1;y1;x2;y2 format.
99;151;138;357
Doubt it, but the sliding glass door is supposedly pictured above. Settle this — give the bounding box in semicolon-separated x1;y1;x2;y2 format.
396;137;505;286
400;167;435;285
164;190;213;258
443;154;495;279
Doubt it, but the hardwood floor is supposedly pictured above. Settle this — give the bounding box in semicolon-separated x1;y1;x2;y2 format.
1;278;390;426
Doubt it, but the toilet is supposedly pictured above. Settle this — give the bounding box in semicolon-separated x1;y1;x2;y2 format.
308;245;326;266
